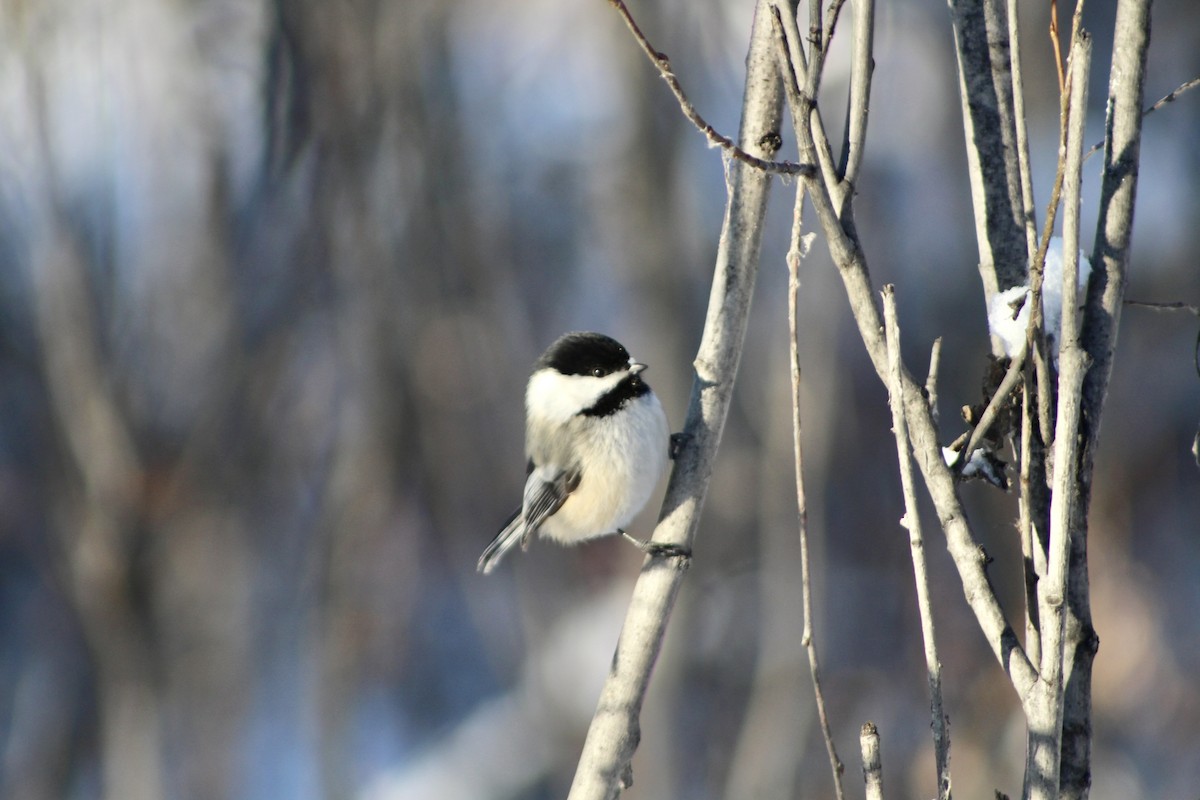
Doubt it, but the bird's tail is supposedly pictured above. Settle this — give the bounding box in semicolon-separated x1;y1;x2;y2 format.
477;510;525;574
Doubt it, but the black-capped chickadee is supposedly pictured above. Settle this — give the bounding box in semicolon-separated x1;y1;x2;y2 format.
477;332;680;574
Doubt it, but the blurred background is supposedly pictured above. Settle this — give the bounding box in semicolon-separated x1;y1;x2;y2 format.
0;0;1197;798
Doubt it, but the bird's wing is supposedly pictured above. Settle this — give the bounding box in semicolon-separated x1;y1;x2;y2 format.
521;465;581;537
476;464;580;575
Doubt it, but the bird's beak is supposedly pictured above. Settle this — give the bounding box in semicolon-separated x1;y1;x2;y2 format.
629;361;647;375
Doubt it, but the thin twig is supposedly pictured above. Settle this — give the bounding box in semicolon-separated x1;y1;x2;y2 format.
1124;299;1200;315
838;0;875;196
860;722;884;800
926;337;943;424
1025;26;1077;446
1009;0;1040;262
1018;359;1042;669
776;18;855;788
883;287;951;800
1126;301;1200;377
824;0;850;50
959;348;1027;470
1142;75;1200;113
1085;76;1200;160
773;7;1040;711
806;0;823;95
607;0;813;176
1050;0;1065;96
810;0;850;96
788;172;847;800
774;3;843;198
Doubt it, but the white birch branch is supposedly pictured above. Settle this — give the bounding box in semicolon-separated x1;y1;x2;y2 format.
1025;32;1092;800
837;0;875;199
567;3;786;795
771;9;1040;712
1006;0;1039;264
1059;1;1152;797
883;287;951;800
945;0;1031;304
860;722;884;800
1081;0;1152;464
788;169;846;800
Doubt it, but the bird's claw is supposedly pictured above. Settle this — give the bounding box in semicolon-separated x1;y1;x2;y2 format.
644;542;692;562
669;432;690;461
621;530;691;566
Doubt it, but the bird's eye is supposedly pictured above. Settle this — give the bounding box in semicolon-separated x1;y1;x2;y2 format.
591;367;605;378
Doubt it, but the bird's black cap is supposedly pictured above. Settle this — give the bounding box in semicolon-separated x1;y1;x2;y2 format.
537;332;632;377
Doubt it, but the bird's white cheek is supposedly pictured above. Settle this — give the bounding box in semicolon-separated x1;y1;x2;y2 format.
526;370;624;422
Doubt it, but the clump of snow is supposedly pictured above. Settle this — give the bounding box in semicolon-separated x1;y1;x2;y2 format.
987;236;1092;364
988;285;1031;358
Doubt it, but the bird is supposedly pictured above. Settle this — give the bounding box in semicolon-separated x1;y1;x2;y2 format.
477;331;681;574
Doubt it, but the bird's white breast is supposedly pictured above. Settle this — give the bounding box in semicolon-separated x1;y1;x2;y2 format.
537;392;669;544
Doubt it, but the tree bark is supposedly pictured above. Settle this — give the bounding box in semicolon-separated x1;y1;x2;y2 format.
566;2;786;796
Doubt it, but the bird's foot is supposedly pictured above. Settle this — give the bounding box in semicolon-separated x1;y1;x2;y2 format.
669;432;690;461
620;530;692;564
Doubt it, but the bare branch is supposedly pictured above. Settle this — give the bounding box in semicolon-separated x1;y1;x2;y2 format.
1007;0;1039;262
1143;74;1200;113
773;4;1040;713
804;0;846;98
1023;47;1075;449
946;0;1032;302
883;287;951;800
1025;31;1092;800
1061;2;1153;793
926;337;943;424
1049;0;1065;96
788;169;847;800
838;0;875;200
774;2;843;197
860;722;884;800
1018;368;1043;669
959;348;1026;468
1085;76;1200;160
1124;299;1200;315
607;0;813;176
1082;0;1152;448
568;3;786;795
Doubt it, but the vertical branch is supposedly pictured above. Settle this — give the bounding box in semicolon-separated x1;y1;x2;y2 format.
1049;0;1066;94
788;189;846;800
945;0;1031;303
1043;32;1091;685
1006;0;1039;262
1061;2;1152;797
772;7;1040;709
1025;31;1091;800
1080;0;1151;473
776;2;842;194
1018;378;1044;670
860;722;885;800
837;0;876;200
925;338;943;424
567;2;786;796
882;287;951;800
